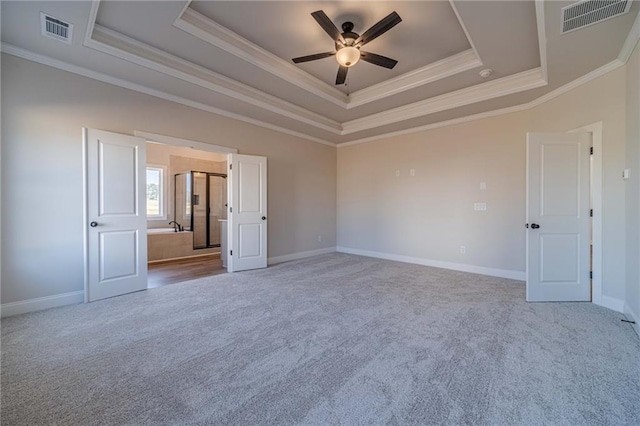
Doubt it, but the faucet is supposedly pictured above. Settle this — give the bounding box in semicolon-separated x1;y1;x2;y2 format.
168;221;183;232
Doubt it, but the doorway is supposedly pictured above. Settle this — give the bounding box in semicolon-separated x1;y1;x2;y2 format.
145;142;229;287
85;129;268;302
525;122;603;306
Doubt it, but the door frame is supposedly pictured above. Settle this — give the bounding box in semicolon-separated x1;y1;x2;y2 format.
568;122;603;307
134;131;238;281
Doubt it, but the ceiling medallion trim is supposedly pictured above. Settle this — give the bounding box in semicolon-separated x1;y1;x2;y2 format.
174;4;483;109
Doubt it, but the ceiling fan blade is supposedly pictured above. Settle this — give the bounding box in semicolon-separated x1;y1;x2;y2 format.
355;11;402;47
359;51;398;69
292;52;336;63
336;66;348;85
311;10;346;45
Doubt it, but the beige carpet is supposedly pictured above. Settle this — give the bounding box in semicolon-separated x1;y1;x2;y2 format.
2;253;639;425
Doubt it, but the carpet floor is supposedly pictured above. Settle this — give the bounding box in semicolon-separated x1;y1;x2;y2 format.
1;253;639;425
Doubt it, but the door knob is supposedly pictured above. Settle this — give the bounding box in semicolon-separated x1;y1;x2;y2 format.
262;216;266;220
90;221;98;227
530;223;540;229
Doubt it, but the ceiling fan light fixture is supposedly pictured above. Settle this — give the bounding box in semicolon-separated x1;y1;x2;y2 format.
336;46;360;67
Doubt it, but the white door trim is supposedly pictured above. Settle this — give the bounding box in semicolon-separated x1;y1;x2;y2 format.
133;131;238;154
569;122;603;306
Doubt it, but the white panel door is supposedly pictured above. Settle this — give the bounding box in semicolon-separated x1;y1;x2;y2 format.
84;128;147;302
228;154;267;272
526;132;591;302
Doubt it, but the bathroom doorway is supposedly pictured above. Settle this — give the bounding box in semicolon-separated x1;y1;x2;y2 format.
144;136;232;288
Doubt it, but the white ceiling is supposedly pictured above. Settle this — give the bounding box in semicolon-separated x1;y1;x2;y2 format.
1;1;639;145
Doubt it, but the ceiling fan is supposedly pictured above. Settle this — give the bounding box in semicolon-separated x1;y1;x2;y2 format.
292;10;402;85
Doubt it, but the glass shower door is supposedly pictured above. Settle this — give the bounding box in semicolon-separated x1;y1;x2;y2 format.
208;175;227;247
192;172;208;249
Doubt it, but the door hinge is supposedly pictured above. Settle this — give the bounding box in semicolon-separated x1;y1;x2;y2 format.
230;250;232;256
590;147;593;155
229;207;232;213
229;164;232;170
590;209;593;217
590;271;593;279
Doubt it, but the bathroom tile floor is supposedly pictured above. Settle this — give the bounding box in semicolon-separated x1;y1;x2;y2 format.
147;255;225;288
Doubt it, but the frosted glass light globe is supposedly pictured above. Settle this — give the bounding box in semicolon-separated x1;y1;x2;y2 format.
336;46;360;67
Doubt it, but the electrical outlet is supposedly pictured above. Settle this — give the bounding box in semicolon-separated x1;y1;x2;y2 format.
410;169;416;177
317;235;322;242
474;203;487;211
460;246;466;254
480;182;487;190
395;170;400;177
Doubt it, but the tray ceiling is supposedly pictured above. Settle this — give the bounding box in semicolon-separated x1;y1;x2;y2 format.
1;0;639;145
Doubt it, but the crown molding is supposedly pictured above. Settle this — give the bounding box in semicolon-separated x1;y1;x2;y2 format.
175;7;349;108
619;7;640;63
535;0;548;82
339;58;625;147
529;59;624;108
347;49;482;108
7;1;633;148
85;25;343;134
86;22;547;137
448;0;483;64
0;43;337;147
175;4;483;110
338;103;530;147
342;67;546;134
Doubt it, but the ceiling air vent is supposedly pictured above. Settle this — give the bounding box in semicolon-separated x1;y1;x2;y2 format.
561;0;632;33
40;12;73;44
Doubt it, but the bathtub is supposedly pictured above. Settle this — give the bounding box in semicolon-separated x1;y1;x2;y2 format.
147;228;186;234
147;228;219;262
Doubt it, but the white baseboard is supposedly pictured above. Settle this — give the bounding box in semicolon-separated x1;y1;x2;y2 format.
336;247;525;281
595;295;625;313
268;247;336;265
623;301;640;338
1;291;84;318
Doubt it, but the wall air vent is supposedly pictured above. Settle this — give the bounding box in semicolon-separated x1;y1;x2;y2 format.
40;13;73;44
561;0;632;34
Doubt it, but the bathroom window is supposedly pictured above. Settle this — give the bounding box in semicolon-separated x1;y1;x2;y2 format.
146;165;166;219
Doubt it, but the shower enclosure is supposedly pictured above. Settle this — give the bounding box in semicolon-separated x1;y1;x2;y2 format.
175;171;227;249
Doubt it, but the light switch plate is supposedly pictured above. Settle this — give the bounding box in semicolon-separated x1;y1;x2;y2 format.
480;182;487;190
623;168;630;180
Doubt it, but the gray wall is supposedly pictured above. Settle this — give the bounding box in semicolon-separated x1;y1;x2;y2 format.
1;54;337;304
625;42;640;325
338;66;631;302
